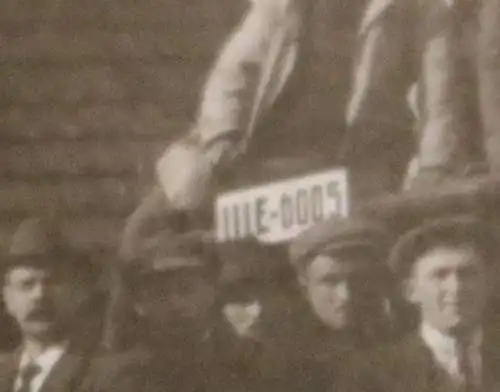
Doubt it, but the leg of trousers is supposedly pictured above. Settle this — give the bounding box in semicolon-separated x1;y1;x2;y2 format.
478;0;500;174
416;2;473;176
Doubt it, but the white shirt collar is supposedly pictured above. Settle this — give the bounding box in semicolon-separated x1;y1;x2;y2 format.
420;323;482;356
15;343;67;392
420;323;482;383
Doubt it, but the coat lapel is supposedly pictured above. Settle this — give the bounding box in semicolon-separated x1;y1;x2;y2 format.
39;343;94;392
0;350;21;392
402;335;437;392
400;334;457;392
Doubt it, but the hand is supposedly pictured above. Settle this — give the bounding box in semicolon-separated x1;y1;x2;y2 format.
156;138;215;211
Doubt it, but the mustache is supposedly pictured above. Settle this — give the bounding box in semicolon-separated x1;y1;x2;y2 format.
26;306;54;321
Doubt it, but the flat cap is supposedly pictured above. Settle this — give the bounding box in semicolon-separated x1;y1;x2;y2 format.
288;215;390;274
388;214;497;278
125;229;218;278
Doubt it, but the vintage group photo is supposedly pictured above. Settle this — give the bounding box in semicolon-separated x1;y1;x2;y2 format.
2;0;500;391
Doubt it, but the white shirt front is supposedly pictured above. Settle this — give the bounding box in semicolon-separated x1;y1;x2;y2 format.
14;344;67;392
420;323;482;387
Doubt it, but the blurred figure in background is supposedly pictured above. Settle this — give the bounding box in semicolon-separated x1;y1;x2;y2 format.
126;230;218;353
213;238;300;391
124;229;248;391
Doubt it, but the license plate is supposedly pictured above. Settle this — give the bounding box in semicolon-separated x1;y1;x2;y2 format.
215;168;349;243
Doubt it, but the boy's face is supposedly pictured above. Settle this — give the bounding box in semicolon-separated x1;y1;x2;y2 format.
302;251;378;330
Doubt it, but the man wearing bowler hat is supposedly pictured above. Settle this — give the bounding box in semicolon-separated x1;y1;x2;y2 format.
0;217;148;392
347;214;500;392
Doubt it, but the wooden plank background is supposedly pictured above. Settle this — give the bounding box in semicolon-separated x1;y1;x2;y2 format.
0;0;362;251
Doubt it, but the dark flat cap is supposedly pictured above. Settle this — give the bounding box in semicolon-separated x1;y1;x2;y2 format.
388;214;496;278
3;217;94;273
126;229;218;278
288;216;390;274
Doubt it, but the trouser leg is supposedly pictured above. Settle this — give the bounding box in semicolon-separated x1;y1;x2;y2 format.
478;0;500;174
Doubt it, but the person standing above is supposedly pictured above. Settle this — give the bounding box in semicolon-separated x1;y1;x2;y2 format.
0;217;148;392
348;214;500;392
342;0;499;198
121;0;368;251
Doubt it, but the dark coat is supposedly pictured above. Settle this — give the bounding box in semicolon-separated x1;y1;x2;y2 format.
0;341;150;392
344;327;500;392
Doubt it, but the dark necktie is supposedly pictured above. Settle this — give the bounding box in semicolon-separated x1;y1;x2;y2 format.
457;341;476;392
16;362;41;392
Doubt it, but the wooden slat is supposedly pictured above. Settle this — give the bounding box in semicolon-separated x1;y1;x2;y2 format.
0;140;168;177
0;178;147;216
0;216;127;250
1;0;244;30
0;63;206;106
0;27;231;63
0;104;190;141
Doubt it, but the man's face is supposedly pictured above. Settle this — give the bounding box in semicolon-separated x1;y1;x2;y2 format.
134;269;216;338
406;244;490;335
303;252;375;330
3;264;91;341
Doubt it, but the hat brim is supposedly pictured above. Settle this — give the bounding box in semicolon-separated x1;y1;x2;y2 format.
388;215;496;278
320;239;386;256
2;248;99;277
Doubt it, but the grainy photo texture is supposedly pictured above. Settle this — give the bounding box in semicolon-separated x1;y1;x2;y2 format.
2;0;500;391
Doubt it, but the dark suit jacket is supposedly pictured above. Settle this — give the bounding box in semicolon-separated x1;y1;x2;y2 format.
0;342;150;392
344;327;500;392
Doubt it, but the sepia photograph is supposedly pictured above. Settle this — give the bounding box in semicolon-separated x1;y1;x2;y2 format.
1;0;500;391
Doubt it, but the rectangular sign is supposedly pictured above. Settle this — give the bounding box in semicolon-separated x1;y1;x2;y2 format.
215;168;349;243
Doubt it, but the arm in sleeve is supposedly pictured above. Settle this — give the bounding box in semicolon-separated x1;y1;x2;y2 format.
156;0;305;210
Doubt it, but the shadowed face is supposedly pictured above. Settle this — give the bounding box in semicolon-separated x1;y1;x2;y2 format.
303;252;377;330
3;264;92;342
134;268;216;338
406;244;490;336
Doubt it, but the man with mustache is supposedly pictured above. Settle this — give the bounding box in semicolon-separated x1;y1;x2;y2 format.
0;217;148;392
348;214;500;392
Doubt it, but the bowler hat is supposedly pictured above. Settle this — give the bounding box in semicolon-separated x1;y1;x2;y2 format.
3;217;94;274
388;214;497;279
288;215;390;275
